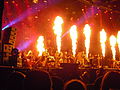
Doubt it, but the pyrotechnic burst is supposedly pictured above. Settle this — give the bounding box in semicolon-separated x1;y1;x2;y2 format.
53;16;63;53
83;24;91;58
110;35;116;60
100;29;107;57
70;25;78;57
36;36;45;56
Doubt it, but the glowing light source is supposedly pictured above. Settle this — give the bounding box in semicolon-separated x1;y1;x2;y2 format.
26;50;32;56
110;35;116;60
117;31;120;52
70;25;78;57
53;16;63;53
5;1;8;4
2;0;62;30
33;0;38;3
83;24;91;58
36;36;45;56
12;1;15;3
100;29;107;57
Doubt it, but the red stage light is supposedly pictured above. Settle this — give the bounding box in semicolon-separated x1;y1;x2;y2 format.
12;1;15;3
5;1;9;4
15;4;18;6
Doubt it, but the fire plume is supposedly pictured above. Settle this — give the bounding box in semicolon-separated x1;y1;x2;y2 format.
110;35;116;60
83;24;91;58
36;36;45;56
53;16;63;53
70;25;78;57
117;31;120;52
100;29;107;57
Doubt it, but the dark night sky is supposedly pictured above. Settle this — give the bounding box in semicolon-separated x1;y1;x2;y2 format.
2;0;120;54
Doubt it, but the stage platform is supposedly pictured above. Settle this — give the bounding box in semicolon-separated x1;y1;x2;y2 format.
0;65;119;73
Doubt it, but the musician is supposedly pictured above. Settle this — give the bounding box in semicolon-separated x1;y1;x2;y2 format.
76;51;85;66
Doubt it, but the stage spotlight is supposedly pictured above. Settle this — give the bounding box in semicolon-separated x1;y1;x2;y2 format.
2;0;61;31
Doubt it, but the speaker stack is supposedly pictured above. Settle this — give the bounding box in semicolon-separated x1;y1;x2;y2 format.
2;27;17;65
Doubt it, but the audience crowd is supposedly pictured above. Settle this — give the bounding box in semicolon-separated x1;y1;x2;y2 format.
1;48;120;90
0;67;120;90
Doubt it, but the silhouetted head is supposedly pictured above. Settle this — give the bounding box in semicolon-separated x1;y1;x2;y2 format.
96;68;105;77
64;79;87;90
25;70;52;90
51;76;64;90
6;71;26;90
101;71;120;90
94;76;103;90
11;48;19;55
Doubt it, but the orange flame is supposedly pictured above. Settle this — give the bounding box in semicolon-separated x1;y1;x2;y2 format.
83;24;91;58
36;36;45;56
33;0;38;3
117;31;120;52
53;16;63;53
26;50;32;56
110;35;116;60
70;25;78;57
100;29;107;57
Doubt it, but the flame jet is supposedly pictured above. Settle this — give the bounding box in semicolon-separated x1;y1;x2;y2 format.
70;25;78;57
100;29;107;57
36;36;45;56
53;16;63;53
110;35;116;60
83;24;91;58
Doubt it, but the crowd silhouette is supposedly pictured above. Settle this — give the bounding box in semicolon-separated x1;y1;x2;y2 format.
0;67;120;90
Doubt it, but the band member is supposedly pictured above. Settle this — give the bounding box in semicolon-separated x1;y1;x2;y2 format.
76;51;85;66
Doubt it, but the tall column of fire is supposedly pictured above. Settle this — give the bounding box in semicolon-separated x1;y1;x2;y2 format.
36;36;45;56
110;35;116;60
117;31;120;52
53;16;63;53
83;24;91;59
70;25;78;57
100;29;107;57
